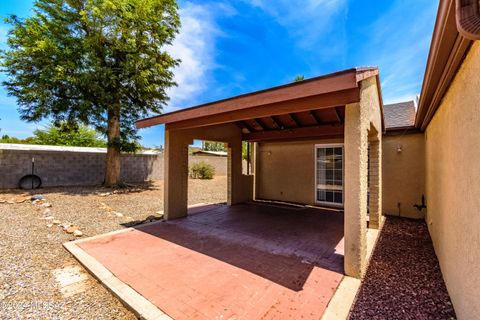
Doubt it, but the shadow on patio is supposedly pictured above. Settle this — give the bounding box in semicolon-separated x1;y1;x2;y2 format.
134;203;344;291
77;203;345;319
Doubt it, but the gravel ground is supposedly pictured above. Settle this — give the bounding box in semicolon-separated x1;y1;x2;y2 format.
349;216;456;320
0;176;226;319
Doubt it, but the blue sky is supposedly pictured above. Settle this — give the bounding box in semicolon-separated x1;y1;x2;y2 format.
0;0;439;147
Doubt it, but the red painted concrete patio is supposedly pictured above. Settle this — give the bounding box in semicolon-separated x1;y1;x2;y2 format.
78;203;345;319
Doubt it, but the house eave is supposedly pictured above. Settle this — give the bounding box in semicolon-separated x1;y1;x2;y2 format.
416;0;474;131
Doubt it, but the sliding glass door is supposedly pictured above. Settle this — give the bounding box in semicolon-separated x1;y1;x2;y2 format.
315;145;344;207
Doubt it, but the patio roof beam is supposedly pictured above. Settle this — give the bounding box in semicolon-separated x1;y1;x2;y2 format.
238;121;254;133
263;116;280;130
270;116;283;129
242;124;344;142
309;111;322;125
252;118;267;131
164;88;359;131
333;107;342;123
287;113;301;127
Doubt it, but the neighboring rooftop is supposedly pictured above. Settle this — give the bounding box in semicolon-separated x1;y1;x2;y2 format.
192;150;228;157
383;101;416;129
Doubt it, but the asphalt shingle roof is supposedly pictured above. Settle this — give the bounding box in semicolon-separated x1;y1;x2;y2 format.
383;101;417;129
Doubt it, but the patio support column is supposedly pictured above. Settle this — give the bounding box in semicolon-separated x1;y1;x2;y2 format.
344;102;368;278
164;129;190;220
227;137;244;205
252;142;259;200
368;136;383;229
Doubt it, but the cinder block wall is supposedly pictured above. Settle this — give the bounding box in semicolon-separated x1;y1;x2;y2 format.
0;148;227;188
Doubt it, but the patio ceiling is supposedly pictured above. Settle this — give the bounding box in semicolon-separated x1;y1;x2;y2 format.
136;67;382;142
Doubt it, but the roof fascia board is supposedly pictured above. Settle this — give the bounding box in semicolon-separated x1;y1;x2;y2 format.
165;88;360;131
137;68;380;129
384;126;422;136
138;70;358;128
416;0;473;130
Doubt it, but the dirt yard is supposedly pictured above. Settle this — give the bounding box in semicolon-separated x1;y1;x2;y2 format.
0;177;226;319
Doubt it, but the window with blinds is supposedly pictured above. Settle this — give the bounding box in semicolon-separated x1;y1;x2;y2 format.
315;145;344;206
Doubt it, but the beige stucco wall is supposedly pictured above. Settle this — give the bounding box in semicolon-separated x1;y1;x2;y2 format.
344;76;383;277
255;138;342;205
382;133;425;219
164;123;253;219
424;41;480;320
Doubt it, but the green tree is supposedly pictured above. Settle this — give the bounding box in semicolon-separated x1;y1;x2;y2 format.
32;122;107;147
242;141;249;160
203;141;226;152
2;0;180;186
0;134;37;144
293;75;305;82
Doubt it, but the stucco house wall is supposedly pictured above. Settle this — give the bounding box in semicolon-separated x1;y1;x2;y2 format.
255;138;342;205
382;133;425;219
424;41;480;319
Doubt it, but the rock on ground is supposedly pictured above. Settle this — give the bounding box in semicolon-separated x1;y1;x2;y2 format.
349;217;456;320
0;177;227;319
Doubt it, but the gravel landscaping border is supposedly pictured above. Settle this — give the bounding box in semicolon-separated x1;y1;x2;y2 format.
349;216;456;320
0;177;227;319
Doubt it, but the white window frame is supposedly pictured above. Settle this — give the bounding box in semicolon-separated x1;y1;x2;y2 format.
314;143;345;208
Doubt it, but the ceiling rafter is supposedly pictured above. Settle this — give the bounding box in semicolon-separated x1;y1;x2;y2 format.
287;113;301;127
243;124;344;142
235;121;251;133
333;107;342;123
253;118;268;131
309;111;322;124
240;120;255;133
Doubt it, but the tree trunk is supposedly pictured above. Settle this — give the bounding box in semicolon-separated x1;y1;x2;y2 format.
104;107;121;187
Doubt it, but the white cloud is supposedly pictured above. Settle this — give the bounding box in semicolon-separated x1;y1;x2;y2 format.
364;0;438;103
165;2;234;112
244;0;347;50
0;23;10;50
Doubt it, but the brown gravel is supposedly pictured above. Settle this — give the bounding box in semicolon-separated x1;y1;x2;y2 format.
349;216;456;320
0;177;226;319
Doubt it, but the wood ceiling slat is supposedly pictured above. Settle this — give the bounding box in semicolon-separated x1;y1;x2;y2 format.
313;109;336;124
243;124;344;142
333;107;342;123
245;119;264;131
335;106;345;123
292;111;318;126
240;120;255;133
258;117;279;130
270;116;282;129
288;113;302;127
254;118;268;130
275;114;297;128
236;121;251;134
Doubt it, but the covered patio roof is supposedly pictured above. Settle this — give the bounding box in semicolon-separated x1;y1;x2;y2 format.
137;67;384;142
140;66;385;279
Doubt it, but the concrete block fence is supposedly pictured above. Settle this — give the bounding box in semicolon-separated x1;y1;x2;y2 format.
0;144;227;189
